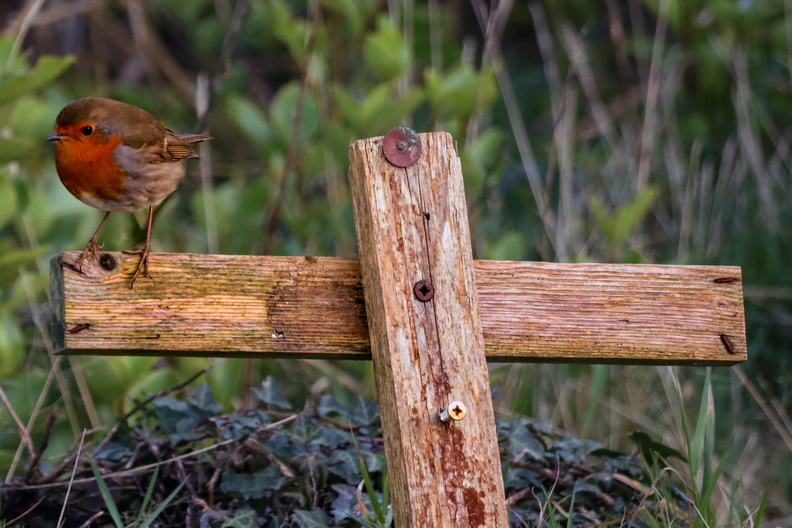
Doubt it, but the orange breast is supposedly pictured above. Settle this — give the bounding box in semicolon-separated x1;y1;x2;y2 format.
55;135;128;202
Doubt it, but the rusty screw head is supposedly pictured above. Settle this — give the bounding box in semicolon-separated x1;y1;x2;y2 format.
413;280;434;302
382;126;422;167
99;253;117;271
439;401;467;423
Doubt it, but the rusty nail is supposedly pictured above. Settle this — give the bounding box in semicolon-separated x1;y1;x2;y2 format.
382;126;422;167
720;334;736;354
67;323;90;334
99;253;117;271
61;261;80;273
439;401;467;423
713;277;738;284
413;280;434;302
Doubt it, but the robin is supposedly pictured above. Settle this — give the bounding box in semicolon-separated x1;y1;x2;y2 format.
47;97;212;287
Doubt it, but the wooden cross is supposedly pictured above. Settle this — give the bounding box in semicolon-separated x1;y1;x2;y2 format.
51;130;746;527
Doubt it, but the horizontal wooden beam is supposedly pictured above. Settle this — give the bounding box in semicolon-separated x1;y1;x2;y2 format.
51;252;746;365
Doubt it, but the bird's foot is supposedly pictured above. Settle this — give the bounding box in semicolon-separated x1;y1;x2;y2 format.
123;244;151;288
76;236;105;273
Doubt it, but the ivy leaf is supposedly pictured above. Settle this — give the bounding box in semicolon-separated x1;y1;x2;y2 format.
220;466;292;499
290;509;330;528
349;397;379;426
251;375;293;409
188;382;223;413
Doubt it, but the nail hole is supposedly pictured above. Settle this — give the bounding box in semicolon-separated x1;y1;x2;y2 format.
99;253;117;271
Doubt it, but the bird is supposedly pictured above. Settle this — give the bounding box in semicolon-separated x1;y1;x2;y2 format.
47;97;212;287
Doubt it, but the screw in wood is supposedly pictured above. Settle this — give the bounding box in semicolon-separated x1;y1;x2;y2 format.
439;401;467;423
413;280;434;302
720;334;735;354
382;126;422;167
99;253;117;271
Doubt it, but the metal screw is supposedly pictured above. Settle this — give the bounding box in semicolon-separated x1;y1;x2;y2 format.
720;334;736;354
382;126;422;167
439;401;467;423
413;280;434;302
99;253;117;271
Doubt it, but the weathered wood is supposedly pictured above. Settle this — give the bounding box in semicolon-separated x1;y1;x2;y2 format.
348;131;508;527
51;254;746;364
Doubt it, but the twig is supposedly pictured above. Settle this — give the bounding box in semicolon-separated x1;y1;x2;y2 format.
5;495;46;525
635;0;669;191
23;408;59;482
92;361;219;455
733;366;792;452
0;385;36;460
4;0;47;74
58;428;88;528
22;414;299;490
242;437;295;477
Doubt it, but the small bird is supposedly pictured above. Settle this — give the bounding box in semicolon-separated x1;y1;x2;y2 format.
47;97;212;287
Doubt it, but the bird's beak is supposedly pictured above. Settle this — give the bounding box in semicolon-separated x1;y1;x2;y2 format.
46;132;65;142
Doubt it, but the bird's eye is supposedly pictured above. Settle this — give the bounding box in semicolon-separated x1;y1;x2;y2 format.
81;126;93;136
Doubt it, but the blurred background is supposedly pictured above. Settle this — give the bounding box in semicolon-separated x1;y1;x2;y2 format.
0;0;790;522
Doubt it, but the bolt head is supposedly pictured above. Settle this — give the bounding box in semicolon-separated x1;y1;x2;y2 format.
382;126;422;167
413;280;434;302
448;401;467;421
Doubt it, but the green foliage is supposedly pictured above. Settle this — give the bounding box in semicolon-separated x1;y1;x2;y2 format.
363;17;410;82
0;380;702;526
589;187;657;262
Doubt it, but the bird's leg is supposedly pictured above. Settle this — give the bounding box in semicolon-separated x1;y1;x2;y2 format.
125;206;155;288
77;211;111;272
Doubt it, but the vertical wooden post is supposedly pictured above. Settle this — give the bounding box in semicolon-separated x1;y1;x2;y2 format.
348;131;508;527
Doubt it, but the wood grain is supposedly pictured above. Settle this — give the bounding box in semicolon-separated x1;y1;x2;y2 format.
51;256;746;364
348;132;508;527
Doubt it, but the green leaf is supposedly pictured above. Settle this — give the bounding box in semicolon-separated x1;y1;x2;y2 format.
317;394;351;417
0;309;23;377
221;466;292;499
349;396;380;426
425;63;498;120
270;82;319;144
228;95;272;143
359;86;424;136
363;17;409;82
485;231;526;261
251;375;293;409
328;450;360;482
138;477;187;528
0;55;75;105
591;187;658;245
286;414;323;444
0;173;17;230
188;382;223;413
89;460;125;528
628;430;687;467
225;507;258;528
136;465;159;524
0;137;36;163
291;509;330;528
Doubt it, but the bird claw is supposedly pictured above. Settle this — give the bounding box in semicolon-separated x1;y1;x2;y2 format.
76;237;104;273
123;245;151;288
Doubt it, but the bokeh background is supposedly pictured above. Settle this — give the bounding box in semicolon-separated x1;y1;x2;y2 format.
1;0;790;523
